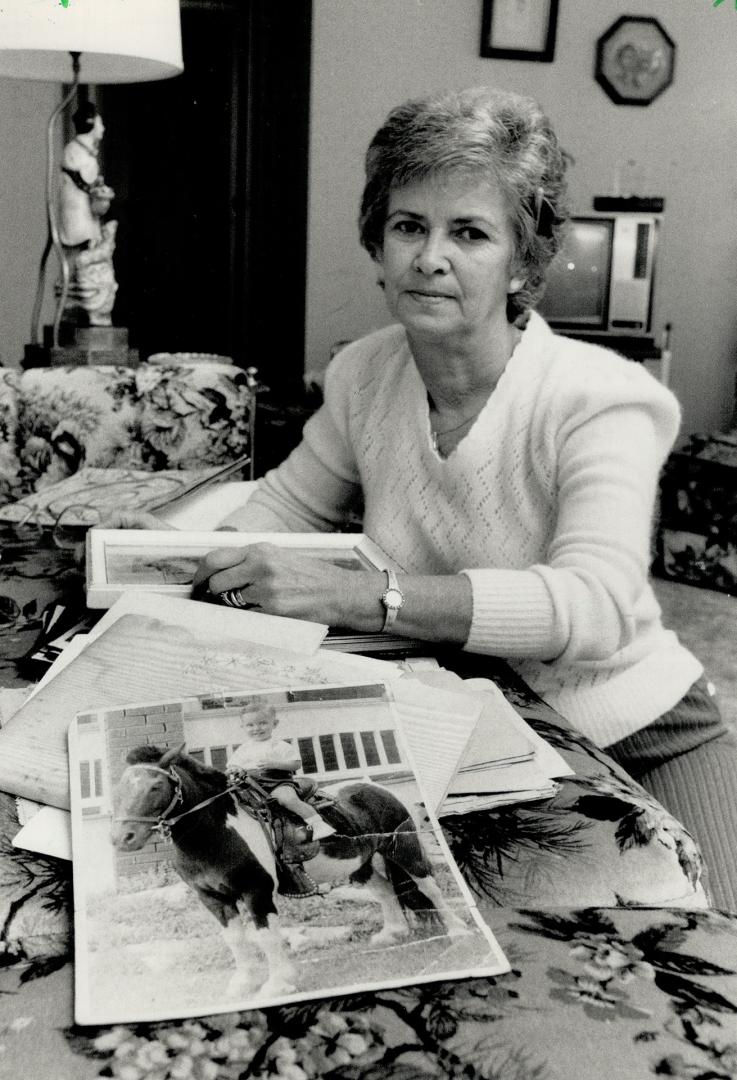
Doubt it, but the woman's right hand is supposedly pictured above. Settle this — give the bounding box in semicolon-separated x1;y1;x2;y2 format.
95;510;176;530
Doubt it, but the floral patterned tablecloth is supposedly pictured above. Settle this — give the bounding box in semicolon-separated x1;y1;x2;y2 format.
1;902;735;1080
0;524;736;1079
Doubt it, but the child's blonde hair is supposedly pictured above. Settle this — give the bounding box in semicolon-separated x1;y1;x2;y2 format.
239;701;278;728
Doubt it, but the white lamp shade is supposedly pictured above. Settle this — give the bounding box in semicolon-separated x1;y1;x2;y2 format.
0;0;183;83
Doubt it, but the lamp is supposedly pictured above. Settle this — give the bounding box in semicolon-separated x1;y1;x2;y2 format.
0;0;183;362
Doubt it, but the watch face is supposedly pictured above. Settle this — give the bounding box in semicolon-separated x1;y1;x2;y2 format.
383;587;404;610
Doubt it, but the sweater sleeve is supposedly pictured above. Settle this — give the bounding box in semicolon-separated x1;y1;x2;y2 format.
462;380;680;661
218;354;364;533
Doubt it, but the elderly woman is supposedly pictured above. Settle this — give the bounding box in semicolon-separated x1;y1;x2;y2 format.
134;87;737;905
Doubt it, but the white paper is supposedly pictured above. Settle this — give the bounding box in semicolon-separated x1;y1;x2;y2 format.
391;680;483;812
439;785;559;815
13;805;72;861
460;678;573;780
157;480;258;529
447;757;560;796
0;687;32;725
85;590;329;653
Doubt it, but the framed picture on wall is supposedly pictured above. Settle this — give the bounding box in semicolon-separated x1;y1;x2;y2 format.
480;0;559;62
595;16;676;106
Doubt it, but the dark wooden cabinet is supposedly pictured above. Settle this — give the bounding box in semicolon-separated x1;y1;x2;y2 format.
97;0;311;393
253;390;322;478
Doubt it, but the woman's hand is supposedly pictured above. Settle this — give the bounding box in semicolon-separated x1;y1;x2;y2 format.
192;543;474;644
192;542;383;629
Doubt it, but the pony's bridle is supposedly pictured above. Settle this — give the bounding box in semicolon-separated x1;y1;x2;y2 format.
114;763;236;842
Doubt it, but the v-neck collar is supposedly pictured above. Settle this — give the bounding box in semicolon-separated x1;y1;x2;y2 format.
405;316;537;460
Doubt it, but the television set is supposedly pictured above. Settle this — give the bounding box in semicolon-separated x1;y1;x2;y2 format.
538;213;659;337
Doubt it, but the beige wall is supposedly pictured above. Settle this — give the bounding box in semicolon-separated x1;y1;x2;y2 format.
0;80;58;367
307;0;737;436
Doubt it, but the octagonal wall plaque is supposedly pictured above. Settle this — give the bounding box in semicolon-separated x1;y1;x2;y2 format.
595;16;676;106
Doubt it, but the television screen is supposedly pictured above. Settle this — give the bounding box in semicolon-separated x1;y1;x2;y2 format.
538;217;614;330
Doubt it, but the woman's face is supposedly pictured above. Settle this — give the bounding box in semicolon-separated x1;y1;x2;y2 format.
377;173;523;346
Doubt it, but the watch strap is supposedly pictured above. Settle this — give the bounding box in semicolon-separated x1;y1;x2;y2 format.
380;568;405;633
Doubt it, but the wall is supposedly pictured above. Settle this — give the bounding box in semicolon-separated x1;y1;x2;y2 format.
105;703;185;882
0;80;58;367
307;0;737;436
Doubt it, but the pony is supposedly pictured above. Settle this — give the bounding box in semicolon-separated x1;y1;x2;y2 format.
110;744;467;998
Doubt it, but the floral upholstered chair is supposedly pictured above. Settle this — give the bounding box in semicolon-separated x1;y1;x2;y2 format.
0;360;256;510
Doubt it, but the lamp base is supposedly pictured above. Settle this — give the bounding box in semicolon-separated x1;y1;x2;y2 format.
23;324;139;368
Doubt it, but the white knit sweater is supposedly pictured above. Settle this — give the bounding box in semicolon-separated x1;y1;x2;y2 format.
224;312;701;747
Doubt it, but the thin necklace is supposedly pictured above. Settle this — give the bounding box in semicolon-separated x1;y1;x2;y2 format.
430;404;485;452
427;327;521;451
432;407;484;438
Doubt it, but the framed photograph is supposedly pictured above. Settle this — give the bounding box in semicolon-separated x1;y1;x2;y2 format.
595;16;676;106
85;529;400;609
480;0;559;62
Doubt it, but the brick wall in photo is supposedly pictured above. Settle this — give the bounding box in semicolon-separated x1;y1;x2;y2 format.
106;703;185;881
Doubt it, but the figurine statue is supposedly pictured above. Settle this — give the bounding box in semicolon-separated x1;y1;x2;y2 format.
57;102;118;326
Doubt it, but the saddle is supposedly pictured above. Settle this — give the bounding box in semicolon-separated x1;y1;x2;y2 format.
233;776;338;898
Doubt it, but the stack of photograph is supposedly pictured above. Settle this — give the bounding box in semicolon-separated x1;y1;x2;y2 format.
1;531;572;1025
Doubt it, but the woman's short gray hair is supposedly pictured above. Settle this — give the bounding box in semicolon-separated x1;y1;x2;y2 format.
359;86;570;323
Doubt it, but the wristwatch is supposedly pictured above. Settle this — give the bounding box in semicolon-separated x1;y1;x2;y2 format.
380;568;405;633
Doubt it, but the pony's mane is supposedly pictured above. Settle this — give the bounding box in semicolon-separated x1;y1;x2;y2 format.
126;745;162;765
126;744;227;798
178;751;228;797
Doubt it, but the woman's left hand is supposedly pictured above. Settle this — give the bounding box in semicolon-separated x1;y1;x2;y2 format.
191;542;379;629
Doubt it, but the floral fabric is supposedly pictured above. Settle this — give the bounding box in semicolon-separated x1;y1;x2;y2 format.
1;898;735;1079
0;362;253;506
0;528;733;1079
430;653;710;911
